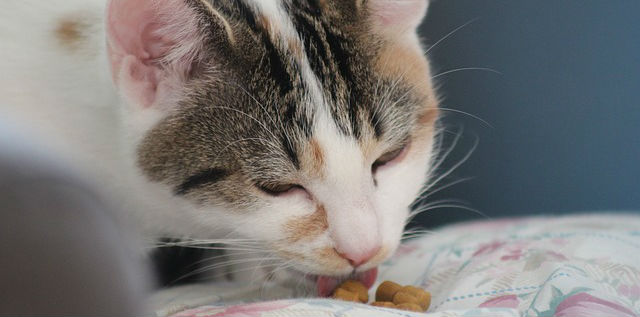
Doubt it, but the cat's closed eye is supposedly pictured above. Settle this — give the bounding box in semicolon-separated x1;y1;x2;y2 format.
257;183;306;197
372;142;410;174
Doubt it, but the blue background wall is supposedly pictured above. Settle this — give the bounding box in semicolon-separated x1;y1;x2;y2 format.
415;1;640;228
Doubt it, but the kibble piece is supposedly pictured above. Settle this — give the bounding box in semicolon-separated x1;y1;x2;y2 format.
393;290;420;306
375;281;403;302
333;288;360;302
398;286;431;310
396;302;424;312
401;286;423;294
339;280;369;303
403;286;431;310
371;301;396;308
371;282;431;312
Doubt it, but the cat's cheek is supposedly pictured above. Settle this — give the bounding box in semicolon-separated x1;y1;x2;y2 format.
372;139;435;251
222;199;319;245
375;154;432;208
256;206;358;275
374;195;411;252
269;244;354;277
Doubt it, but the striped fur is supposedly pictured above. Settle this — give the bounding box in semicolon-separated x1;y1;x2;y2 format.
139;0;431;192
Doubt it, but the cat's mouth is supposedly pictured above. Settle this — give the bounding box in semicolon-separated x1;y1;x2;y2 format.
313;267;378;297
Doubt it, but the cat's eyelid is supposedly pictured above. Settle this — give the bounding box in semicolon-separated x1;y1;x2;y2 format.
380;138;411;161
257;183;306;197
372;139;411;174
388;141;409;156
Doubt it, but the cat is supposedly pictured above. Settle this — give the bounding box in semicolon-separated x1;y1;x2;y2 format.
0;0;439;296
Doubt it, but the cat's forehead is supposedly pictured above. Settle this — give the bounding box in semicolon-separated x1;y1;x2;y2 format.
193;0;427;138
138;0;436;193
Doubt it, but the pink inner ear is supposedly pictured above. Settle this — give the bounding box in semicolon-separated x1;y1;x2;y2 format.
106;0;200;108
369;0;428;29
142;23;177;61
107;2;166;63
120;55;160;108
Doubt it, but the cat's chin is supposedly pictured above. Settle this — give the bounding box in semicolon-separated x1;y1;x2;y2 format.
315;267;378;297
277;267;378;297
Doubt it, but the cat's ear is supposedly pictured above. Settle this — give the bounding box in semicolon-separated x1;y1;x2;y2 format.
364;0;429;36
106;0;233;109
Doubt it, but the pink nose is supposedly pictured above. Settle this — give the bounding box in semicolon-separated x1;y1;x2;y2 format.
336;245;381;267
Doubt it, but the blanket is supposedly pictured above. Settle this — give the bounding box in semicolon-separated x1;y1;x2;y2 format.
151;213;640;317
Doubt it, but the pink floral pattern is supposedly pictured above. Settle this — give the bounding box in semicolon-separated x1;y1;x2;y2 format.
619;284;640;301
158;214;640;317
554;293;637;317
500;249;523;261
479;295;519;308
472;240;506;257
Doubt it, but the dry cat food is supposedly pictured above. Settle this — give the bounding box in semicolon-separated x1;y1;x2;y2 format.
332;280;431;313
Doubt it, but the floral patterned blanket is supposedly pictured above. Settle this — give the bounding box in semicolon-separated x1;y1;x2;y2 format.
151;213;640;317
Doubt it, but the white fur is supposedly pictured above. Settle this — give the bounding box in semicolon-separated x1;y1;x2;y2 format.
0;0;216;238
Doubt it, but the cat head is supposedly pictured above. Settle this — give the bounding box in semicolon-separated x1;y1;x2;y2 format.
106;0;438;292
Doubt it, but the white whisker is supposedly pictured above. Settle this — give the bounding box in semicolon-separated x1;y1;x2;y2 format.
431;67;502;80
424;18;478;56
196;261;286;284
440;106;494;128
428;126;464;179
420;176;475;200
409;198;470;218
422;134;479;197
173;256;281;284
410;204;490;220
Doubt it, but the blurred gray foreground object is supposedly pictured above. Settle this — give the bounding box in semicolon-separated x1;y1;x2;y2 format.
0;123;150;316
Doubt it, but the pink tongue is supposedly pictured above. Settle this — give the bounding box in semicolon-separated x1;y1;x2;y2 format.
316;267;378;297
316;276;340;297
